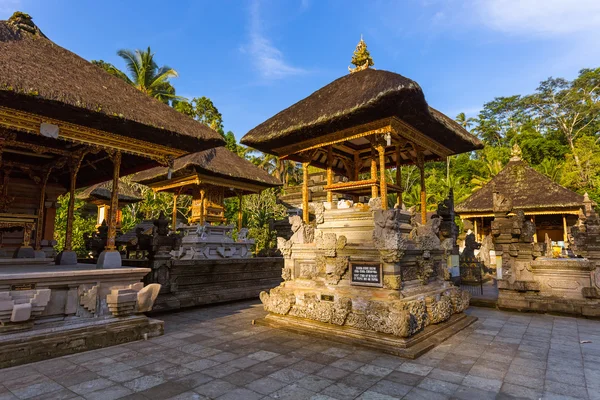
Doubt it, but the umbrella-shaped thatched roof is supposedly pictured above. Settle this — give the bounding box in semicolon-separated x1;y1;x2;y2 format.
241;68;483;155
0;12;224;152
456;158;584;214
131;147;281;193
77;180;143;204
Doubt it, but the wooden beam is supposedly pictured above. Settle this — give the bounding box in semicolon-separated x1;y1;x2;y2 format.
396;144;402;208
370;147;378;199
105;150;121;251
302;161;309;223
326;146;333;203
377;144;387;210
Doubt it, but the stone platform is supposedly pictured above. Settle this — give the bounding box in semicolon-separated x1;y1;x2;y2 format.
151;257;283;313
0;262;163;367
256;312;476;359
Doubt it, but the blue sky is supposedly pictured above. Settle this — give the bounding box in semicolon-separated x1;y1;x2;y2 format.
1;0;599;140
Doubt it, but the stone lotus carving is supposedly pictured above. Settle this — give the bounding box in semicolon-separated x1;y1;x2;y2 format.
106;283;161;317
79;284;98;313
0;289;51;329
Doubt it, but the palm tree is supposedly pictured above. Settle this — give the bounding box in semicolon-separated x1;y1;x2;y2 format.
470;159;504;191
116;47;181;104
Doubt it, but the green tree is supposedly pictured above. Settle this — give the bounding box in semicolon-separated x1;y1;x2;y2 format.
173;97;224;132
54;194;97;257
91;60;130;83
114;47;180;104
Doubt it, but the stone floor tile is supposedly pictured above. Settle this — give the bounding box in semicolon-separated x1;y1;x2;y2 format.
221;370;262;386
303;353;339;366
270;367;307;384
468;365;507;380
247;362;282;377
223;356;260;370
11;381;65;399
122;374;166;392
544;380;590;399
269;383;316;399
314;366;350;381
183;359;221;372
355;364;392;377
395;362;432;376
194;379;237;398
385;370;424;386
320;382;364;399
69;378;115;396
369;355;403;370
329;358;364;372
245;376;288;395
140;381;189;399
366;379;412;398
355;390;398;400
585;367;600;388
166;391;208;400
338;372;381;391
202;363;240;379
403;387;450;400
427;368;465;384
417;377;458;395
55;371;101;388
247;350;279;362
546;369;586;387
105;369;144;384
452;385;497;400
83;385;132;400
27;388;79;400
173;372;214;390
503;371;544;390
207;351;240;363
461;374;502;393
322;347;353;359
295;375;333;392
215;387;262;400
500;383;542;400
291;360;326;374
542;392;587;400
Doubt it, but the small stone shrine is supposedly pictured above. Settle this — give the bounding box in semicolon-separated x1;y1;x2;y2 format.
241;40;482;357
174;224;254;260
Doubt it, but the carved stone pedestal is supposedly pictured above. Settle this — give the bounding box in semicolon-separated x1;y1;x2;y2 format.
259;205;474;358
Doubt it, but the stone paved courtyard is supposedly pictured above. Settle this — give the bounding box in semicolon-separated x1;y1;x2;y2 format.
1;300;599;400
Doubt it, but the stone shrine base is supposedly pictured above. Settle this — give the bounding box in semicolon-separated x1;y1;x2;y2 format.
0;315;163;369
255;312;476;359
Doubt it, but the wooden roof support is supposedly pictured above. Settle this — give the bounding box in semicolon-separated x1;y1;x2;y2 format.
105;150;121;251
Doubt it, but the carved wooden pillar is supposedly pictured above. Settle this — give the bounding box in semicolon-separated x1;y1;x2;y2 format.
302;162;309;224
396;145;402;208
563;214;568;244
370;147;378;199
474;219;478;241
172;194;178;230
200;189;206;224
326;146;333;203
417;149;426;224
35;169;52;250
377;144;387;210
105;150;121;251
64;153;86;252
238;192;243;231
532;215;537;243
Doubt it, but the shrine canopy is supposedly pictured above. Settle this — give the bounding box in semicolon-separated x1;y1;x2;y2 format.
456;153;585;218
241;68;483;170
77;181;143;206
0;12;225;188
130;147;282;196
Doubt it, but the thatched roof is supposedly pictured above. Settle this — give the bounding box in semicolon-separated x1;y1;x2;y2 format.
456;158;584;214
131;147;281;191
241;68;483;155
0;13;224;152
77;180;143;204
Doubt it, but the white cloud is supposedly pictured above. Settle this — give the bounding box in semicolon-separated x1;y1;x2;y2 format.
471;0;600;36
242;0;306;79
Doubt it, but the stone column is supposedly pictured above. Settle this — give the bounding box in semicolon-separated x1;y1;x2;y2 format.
97;150;122;268
377;144;387;210
238;192;243;231
417;150;426;224
396;145;402;208
370;147;378;199
57;152;86;265
326;146;333;203
172;194;178;230
302;162;309;224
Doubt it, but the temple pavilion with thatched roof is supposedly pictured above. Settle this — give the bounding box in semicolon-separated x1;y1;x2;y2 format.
77;180;142;230
242;67;483;223
0;12;224;265
456;145;585;244
132;147;281;229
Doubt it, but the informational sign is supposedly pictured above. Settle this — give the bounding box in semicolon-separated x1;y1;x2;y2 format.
320;294;334;302
351;263;382;287
10;283;36;291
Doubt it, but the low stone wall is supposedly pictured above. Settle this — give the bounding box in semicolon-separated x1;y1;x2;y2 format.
151;258;283;312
